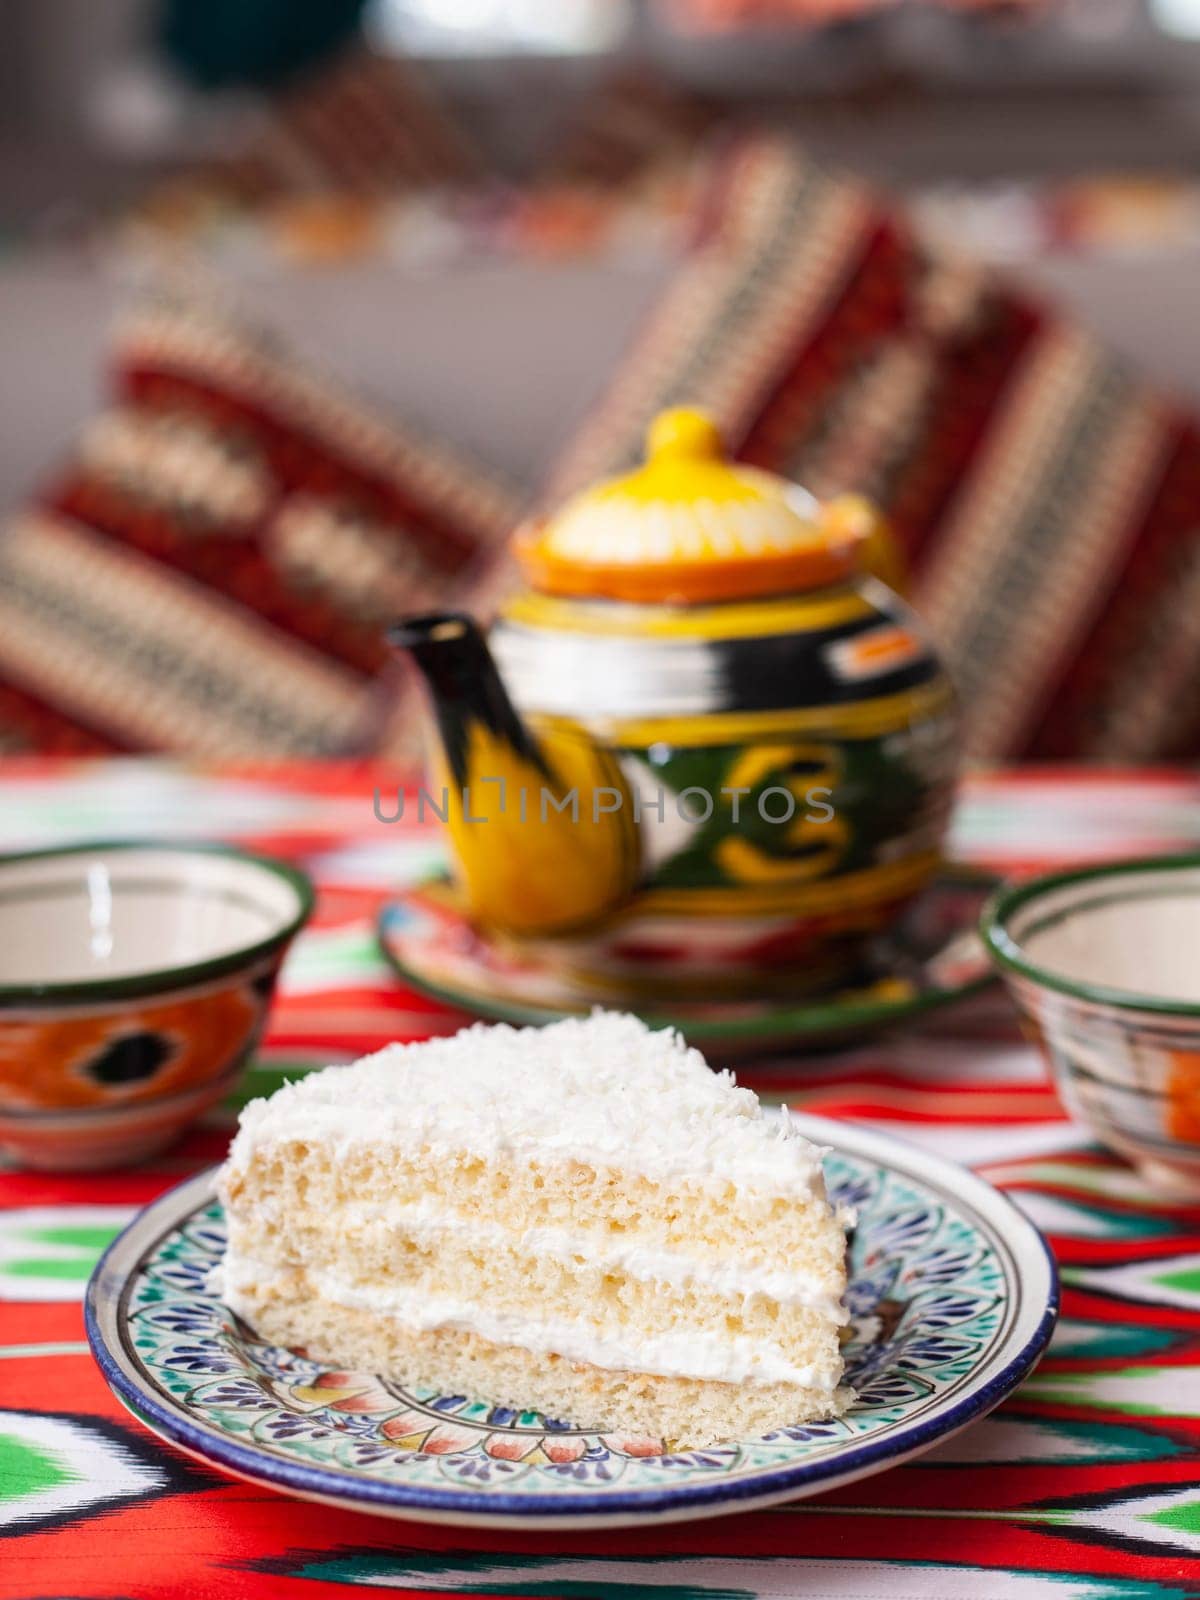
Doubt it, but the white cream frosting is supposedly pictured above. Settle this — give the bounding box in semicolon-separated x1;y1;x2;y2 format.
216;1013;849;1394
216;1255;841;1390
223;1011;828;1196
262;1199;848;1316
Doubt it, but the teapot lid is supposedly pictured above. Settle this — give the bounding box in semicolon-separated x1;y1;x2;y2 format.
516;408;867;604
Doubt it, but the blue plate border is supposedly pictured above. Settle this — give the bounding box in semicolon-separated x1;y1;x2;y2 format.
85;1119;1059;1527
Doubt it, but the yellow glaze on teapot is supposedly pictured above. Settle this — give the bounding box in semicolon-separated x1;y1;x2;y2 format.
391;409;958;998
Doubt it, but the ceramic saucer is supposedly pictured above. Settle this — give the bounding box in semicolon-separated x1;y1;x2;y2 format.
86;1114;1056;1531
377;868;998;1057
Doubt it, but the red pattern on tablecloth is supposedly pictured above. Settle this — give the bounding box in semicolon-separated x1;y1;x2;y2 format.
5;761;1200;1599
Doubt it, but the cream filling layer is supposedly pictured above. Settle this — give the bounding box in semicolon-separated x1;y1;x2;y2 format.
217;1251;842;1390
286;1200;848;1316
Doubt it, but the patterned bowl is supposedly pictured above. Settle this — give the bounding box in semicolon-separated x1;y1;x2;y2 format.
982;854;1200;1192
0;841;313;1170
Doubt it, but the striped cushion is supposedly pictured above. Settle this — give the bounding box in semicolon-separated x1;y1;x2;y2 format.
0;289;519;758
548;135;1200;761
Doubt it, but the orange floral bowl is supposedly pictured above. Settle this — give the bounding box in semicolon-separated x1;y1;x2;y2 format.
0;842;313;1170
981;854;1200;1194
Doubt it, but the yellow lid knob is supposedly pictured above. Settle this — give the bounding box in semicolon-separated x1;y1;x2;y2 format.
515;403;872;604
645;407;724;464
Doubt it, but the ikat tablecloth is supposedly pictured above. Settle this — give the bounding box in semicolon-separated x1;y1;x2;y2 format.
5;760;1200;1600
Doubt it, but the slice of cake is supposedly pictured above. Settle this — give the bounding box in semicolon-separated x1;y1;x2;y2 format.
215;1011;852;1449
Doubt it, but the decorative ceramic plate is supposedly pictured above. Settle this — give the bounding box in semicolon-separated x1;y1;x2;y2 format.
86;1115;1057;1530
377;869;999;1058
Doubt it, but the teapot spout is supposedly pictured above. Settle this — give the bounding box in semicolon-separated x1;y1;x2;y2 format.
387;612;637;937
387;612;547;786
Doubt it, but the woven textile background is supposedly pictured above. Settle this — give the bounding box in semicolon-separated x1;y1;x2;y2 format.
0;292;520;761
547;135;1200;764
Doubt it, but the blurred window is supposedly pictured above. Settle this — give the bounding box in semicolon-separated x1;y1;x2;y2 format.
1152;0;1200;37
366;0;632;55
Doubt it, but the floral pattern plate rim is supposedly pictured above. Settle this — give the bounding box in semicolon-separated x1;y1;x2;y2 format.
85;1115;1057;1530
377;868;1000;1060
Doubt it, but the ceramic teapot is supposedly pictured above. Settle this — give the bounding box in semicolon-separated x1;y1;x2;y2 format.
390;408;958;999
